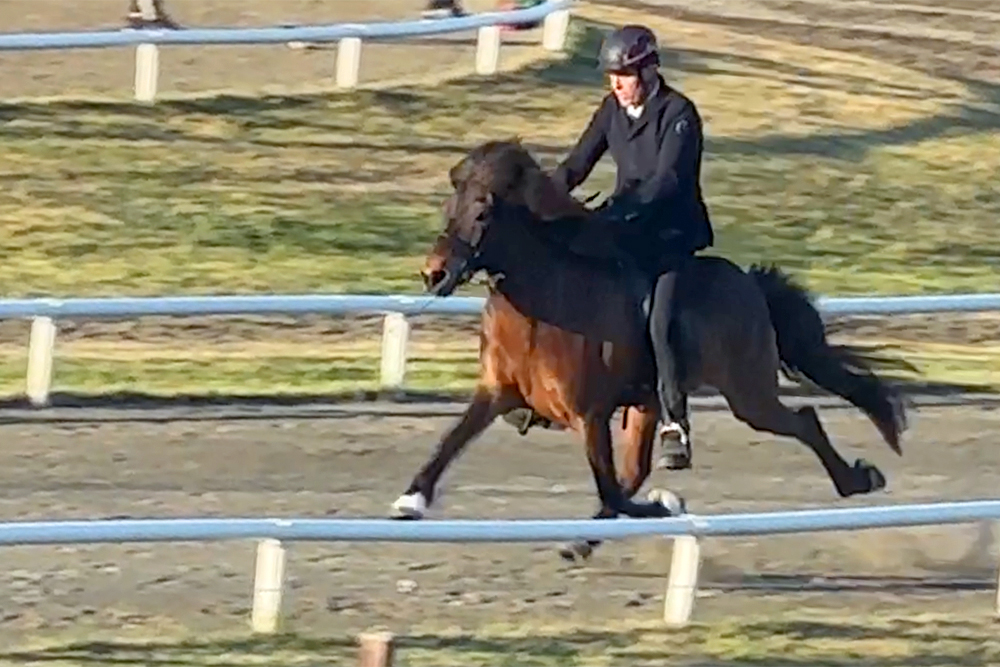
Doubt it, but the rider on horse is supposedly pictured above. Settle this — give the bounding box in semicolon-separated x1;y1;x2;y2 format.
505;24;715;470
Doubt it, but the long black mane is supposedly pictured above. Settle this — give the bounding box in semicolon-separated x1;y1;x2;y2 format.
458;139;632;278
489;197;630;279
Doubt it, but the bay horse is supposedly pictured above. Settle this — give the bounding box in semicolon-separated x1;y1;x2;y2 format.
390;139;909;560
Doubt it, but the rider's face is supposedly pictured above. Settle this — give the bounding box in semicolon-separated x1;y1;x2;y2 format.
609;71;644;107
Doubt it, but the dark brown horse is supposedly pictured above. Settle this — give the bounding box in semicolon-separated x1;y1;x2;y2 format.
390;139;909;559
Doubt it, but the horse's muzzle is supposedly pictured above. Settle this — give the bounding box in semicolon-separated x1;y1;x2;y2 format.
422;266;461;296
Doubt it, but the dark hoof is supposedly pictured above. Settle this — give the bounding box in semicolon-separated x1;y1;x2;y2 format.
854;458;887;493
558;540;594;562
656;452;692;470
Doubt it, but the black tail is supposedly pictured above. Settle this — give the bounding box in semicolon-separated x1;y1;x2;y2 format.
749;264;914;454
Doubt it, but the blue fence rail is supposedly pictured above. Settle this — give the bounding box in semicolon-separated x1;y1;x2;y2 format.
5;291;1000;319
13;290;1000;407
1;499;999;545
1;499;997;632
0;0;573;100
0;1;572;50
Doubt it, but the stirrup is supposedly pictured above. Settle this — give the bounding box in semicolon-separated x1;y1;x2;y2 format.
503;408;535;436
503;408;554;436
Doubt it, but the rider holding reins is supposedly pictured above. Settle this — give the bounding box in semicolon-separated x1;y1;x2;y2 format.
555;24;715;470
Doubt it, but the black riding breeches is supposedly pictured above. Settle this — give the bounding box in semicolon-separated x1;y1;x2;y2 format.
646;255;690;424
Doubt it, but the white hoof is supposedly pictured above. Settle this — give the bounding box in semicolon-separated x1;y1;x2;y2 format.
391;492;427;519
647;488;687;516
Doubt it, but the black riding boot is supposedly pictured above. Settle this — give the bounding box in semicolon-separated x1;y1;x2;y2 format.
648;270;692;470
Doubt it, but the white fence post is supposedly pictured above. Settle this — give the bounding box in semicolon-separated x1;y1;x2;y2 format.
663;535;701;627
541;8;570;51
134;43;159;102
995;523;1000;617
336;37;362;89
251;538;286;634
26;316;57;407
475;25;501;76
358;631;395;667
379;312;410;390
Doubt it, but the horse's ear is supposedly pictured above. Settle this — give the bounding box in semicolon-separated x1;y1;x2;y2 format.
448;155;473;189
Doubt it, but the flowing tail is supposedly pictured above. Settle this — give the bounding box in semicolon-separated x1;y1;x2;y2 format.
749;264;914;454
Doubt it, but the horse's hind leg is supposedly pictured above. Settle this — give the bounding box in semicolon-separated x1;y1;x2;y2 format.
725;388;886;498
390;386;518;519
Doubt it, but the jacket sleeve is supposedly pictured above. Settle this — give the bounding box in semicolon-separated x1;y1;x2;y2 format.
634;104;702;206
551;98;610;193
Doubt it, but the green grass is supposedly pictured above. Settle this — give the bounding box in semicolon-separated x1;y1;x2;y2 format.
9;613;1000;665
0;333;991;401
1;2;998;398
1;4;998;298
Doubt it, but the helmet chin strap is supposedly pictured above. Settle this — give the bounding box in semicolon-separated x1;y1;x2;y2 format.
639;65;660;94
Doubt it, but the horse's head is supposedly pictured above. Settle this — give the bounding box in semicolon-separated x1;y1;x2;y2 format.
421;175;494;296
421;139;590;296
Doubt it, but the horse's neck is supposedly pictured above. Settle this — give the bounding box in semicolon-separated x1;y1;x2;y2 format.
484;218;634;332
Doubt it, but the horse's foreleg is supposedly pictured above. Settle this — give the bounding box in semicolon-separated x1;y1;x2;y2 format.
390;387;517;519
619;404;659;497
560;405;674;562
584;413;673;519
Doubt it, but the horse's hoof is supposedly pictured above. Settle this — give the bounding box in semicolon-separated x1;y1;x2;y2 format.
647;488;687;515
656;452;692;470
558;540;593;562
853;459;887;493
390;492;428;520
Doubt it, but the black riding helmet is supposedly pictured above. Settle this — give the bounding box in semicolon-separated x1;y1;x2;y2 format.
598;24;660;73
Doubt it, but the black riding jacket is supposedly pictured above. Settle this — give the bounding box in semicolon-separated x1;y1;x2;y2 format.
552;76;714;257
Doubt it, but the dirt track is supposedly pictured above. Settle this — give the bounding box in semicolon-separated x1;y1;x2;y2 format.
0;396;996;641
